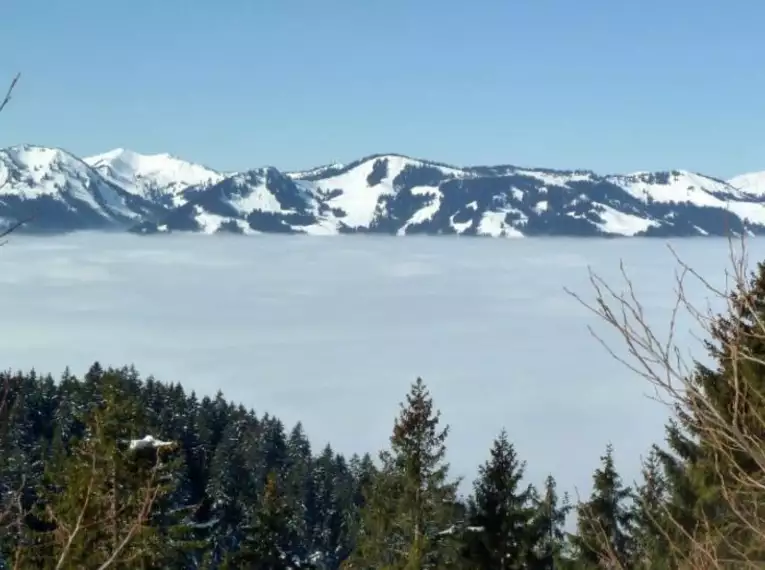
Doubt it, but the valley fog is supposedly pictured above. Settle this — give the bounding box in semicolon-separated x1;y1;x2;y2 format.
0;233;757;500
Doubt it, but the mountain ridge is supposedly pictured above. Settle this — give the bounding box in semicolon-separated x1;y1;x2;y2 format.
0;144;763;238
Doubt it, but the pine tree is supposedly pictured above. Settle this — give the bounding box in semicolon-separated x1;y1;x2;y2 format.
330;453;361;568
205;411;259;562
653;261;765;562
631;449;670;569
344;452;377;563
286;422;313;562
572;444;633;569
530;475;572;570
346;377;461;570
463;429;537;570
14;370;181;569
309;444;345;566
227;471;297;570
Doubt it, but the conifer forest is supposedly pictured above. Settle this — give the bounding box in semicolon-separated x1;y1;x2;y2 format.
2;75;765;569
2;244;765;569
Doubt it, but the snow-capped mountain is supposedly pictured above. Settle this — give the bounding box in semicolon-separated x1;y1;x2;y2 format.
728;171;765;198
286;162;345;181
134;154;765;238
2;144;765;237
0;145;164;232
84;148;225;207
132;167;336;235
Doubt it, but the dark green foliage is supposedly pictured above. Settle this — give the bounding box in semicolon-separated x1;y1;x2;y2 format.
530;475;572;570
652;261;765;564
11;368;188;568
630;449;671;569
462;430;537;570
348;377;461;570
572;444;633;569
0;365;366;569
2;355;751;569
223;472;297;570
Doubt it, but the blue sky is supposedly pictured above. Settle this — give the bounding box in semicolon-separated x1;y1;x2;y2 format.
0;0;763;177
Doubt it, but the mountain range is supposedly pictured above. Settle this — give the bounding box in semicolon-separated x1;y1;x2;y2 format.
0;144;763;237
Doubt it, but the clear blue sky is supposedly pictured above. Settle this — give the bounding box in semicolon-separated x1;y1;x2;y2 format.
1;0;763;178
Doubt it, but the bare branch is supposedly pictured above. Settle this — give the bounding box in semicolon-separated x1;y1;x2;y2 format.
0;217;32;246
0;73;23;224
0;73;19;116
569;235;765;567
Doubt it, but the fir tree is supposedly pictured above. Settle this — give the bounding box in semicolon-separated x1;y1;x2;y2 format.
630;449;670;569
227;471;297;570
329;453;361;568
14;370;181;569
653;261;765;562
286;422;314;561
310;444;344;566
346;377;460;570
572;444;633;569
530;475;572;570
463;429;537;570
205;411;259;562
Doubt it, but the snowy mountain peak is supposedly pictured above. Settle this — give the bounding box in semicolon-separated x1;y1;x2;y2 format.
3;143;765;238
84;148;225;206
0;144;163;231
287;162;345;180
603;169;736;204
3;144;85;170
728;171;765;197
0;145;103;196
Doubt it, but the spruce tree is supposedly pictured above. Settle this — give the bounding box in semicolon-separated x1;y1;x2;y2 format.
205;411;259;561
463;429;537;570
14;370;181;569
346;377;460;570
309;444;347;567
286;422;314;562
653;261;765;562
631;449;670;569
572;444;633;569
225;471;297;570
530;475;572;570
331;453;362;568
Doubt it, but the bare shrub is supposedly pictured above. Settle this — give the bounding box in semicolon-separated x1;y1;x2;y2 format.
567;235;765;568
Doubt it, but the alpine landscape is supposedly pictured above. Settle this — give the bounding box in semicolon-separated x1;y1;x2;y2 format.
2;144;765;237
4;1;765;569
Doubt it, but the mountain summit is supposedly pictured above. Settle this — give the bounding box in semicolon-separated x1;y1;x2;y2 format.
84;148;225;207
0;145;163;232
1;146;763;237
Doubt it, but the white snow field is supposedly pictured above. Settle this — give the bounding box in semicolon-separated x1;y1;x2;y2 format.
0;233;761;501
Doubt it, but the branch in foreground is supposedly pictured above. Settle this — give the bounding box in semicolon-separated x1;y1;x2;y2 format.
0;73;21;193
0;217;31;245
0;73;20;116
566;235;765;568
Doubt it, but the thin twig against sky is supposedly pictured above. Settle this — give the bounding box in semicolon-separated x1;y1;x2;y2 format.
0;73;19;116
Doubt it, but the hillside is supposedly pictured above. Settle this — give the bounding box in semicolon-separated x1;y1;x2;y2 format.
1;145;763;237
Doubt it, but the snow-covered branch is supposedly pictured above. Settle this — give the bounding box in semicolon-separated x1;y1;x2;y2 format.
127;435;175;451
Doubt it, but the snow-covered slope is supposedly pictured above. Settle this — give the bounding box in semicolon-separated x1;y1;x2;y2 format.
286;162;345;181
729;171;765;198
0;145;164;232
132;167;335;235
3;144;765;238
135;154;765;238
84;148;224;207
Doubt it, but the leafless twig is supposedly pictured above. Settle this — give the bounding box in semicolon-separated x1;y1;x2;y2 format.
567;233;765;568
0;73;19;117
0;74;24;228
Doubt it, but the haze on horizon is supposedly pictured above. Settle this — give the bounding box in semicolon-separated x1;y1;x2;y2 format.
0;232;758;499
